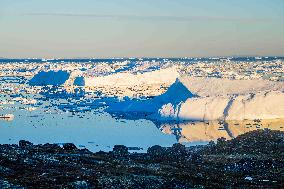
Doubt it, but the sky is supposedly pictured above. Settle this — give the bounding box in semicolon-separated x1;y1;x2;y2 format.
0;0;284;58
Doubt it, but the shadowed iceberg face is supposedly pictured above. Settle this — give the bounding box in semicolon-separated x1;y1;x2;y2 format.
74;76;85;86
105;79;196;120
29;70;70;86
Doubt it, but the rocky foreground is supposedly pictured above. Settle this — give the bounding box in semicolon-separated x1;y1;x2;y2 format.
0;129;283;189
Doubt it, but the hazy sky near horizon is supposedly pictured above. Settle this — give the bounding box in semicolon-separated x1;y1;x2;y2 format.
0;0;284;58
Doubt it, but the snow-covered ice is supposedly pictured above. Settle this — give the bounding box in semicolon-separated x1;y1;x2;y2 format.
85;66;179;90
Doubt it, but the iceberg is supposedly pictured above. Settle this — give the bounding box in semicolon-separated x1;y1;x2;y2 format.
29;70;70;86
106;75;284;121
157;78;284;121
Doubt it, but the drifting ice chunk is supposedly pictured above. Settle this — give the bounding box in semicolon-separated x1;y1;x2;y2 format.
0;114;14;121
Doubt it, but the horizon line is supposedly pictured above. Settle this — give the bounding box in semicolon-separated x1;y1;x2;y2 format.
1;55;284;60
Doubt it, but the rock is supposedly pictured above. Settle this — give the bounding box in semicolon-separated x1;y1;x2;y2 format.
42;143;62;153
63;143;77;151
217;137;227;146
0;130;282;188
19;140;33;148
147;145;165;157
171;143;187;155
208;141;215;147
79;148;92;154
0;179;24;189
113;145;128;156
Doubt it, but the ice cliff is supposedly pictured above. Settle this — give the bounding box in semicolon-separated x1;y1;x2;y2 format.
164;91;284;121
156;77;284;121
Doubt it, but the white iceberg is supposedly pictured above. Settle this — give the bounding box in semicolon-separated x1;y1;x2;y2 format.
157;77;284;121
106;74;284;121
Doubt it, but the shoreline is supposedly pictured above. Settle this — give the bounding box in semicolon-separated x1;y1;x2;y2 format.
0;129;283;188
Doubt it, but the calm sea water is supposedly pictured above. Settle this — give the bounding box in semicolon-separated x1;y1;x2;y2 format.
1;105;283;152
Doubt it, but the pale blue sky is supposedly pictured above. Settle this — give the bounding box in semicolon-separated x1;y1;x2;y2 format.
0;0;283;58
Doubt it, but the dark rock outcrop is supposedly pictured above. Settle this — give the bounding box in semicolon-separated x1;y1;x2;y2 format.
0;130;283;188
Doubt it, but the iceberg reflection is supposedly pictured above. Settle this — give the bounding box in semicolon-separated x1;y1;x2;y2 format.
157;119;284;143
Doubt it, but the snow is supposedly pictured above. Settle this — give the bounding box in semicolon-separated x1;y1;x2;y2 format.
180;76;284;97
85;67;179;87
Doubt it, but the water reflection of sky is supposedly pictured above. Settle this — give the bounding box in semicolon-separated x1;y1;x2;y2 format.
0;108;178;152
1;106;284;152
